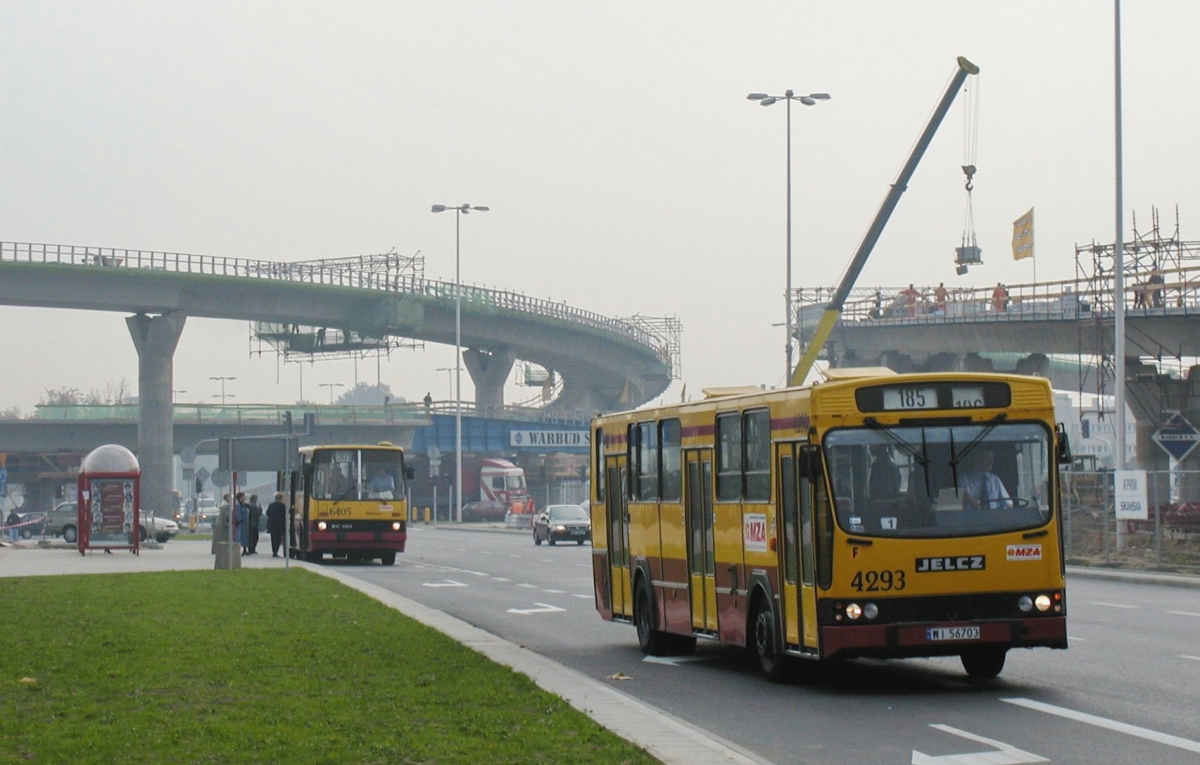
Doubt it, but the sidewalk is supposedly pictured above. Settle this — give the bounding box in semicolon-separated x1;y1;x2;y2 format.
1067;564;1200;590
0;540;767;765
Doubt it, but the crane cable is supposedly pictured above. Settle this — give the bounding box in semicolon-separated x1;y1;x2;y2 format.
961;76;980;249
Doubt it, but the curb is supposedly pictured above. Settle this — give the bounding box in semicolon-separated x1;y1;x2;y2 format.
304;562;772;765
1066;565;1200;590
418;523;528;535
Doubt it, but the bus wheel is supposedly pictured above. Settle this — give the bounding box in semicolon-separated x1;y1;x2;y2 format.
634;583;671;657
380;551;397;566
670;635;697;656
752;598;790;683
961;647;1007;679
305;551;322;563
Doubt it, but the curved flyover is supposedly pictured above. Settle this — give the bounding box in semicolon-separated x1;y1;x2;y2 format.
0;242;676;413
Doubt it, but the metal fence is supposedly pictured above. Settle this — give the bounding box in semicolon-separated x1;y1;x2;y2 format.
0;241;676;371
1062;470;1200;573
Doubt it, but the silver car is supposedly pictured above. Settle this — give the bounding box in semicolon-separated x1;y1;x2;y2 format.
45;502;180;544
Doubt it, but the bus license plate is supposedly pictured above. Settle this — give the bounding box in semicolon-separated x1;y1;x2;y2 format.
926;626;980;642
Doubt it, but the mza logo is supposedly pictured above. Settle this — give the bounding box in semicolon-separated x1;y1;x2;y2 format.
915;555;985;572
742;513;767;553
1006;544;1042;561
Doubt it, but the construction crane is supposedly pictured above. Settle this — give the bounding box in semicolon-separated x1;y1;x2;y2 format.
790;56;980;387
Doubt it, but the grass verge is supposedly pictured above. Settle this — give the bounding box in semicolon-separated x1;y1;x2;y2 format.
0;569;658;765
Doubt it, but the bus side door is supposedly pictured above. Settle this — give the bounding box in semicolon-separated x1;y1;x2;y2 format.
685;449;717;633
777;442;819;653
605;455;632;619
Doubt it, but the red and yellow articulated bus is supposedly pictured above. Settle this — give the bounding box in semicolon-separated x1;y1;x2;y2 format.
590;370;1071;681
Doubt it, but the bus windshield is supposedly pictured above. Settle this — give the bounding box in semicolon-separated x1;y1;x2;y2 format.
312;448;405;501
823;421;1051;538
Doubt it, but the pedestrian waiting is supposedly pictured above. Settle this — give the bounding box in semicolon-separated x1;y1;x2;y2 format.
266;492;287;557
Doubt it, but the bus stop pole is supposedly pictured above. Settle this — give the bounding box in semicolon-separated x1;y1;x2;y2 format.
283;447;290;570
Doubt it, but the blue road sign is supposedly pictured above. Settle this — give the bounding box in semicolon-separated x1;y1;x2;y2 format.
1151;413;1200;462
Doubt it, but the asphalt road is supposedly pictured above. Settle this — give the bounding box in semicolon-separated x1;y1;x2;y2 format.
336;525;1200;765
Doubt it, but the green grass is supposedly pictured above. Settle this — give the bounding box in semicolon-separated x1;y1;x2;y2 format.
0;569;658;765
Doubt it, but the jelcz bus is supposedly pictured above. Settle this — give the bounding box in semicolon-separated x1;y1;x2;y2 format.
290;442;410;565
590;370;1071;680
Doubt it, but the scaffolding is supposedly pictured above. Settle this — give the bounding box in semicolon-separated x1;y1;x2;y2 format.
250;323;423;364
622;315;683;380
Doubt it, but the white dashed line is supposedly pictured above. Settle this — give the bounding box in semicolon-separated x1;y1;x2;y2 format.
1002;697;1200;754
1088;601;1139;609
510;554;522;559
572;594;592;599
1067;636;1087;641
517;583;537;588
1182;655;1200;662
544;589;566;594
540;558;554;563
492;577;511;582
1167;610;1200;617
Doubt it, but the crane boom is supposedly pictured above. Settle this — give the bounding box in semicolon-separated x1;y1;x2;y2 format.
790;56;979;387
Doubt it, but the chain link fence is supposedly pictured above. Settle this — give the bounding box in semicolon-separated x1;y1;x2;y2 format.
1062;470;1200;573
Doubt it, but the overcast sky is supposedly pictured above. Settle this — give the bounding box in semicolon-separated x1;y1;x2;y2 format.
2;1;1198;414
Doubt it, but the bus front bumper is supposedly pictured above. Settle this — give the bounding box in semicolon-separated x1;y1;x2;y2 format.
309;531;406;552
820;616;1067;660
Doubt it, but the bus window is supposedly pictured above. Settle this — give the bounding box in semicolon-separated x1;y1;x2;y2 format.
595;428;605;503
660;419;681;502
716;412;741;502
743;410;771;502
780;455;798;585
314;448;404;501
638;422;658;501
823;422;1051;538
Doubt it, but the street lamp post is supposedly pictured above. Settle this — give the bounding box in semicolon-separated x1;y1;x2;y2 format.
209;376;236;406
747;89;830;383
435;367;455;401
432;203;490;523
319;382;344;404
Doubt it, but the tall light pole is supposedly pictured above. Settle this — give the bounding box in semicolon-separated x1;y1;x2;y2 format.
747;89;830;383
432;203;489;523
1113;0;1127;471
209;376;235;406
435;367;455;400
319;382;344;404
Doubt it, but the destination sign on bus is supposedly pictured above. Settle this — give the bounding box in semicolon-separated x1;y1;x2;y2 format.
857;381;1012;413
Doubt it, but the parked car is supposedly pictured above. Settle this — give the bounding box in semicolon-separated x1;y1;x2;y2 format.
44;502;180;544
533;504;591;546
13;512;46;539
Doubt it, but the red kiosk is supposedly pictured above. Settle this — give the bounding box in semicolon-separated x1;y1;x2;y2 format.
77;444;140;555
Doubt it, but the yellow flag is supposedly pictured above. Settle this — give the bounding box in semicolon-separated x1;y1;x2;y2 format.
1012;207;1034;261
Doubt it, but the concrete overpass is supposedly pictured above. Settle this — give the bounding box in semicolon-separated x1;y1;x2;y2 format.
0;242;676;517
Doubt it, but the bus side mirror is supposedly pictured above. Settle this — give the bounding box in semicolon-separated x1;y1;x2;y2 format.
1055;423;1072;465
405;466;415;480
799;444;823;478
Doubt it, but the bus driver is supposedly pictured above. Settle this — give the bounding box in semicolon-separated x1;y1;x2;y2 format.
960;449;1011;510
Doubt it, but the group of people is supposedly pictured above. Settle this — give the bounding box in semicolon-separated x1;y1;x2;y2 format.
214;491;290;557
868;282;1012;319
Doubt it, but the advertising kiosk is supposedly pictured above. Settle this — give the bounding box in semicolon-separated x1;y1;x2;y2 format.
77;444;140;555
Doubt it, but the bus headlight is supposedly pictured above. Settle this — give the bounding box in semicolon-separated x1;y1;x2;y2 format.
1018;596;1033;612
846;603;862;620
863;603;878;620
317;521;327;531
391;521;402;531
1034;595;1052;612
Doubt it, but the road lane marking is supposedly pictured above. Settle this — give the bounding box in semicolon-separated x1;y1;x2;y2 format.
572;594;592;599
422;579;467;588
506;602;566;615
540;558;554;562
1167;610;1200;617
491;577;511;582
642;655;713;666
1182;655;1200;662
517;583;537;588
509;554;521;558
1088;601;1139;609
911;724;1046;764
544;589;566;594
1002;697;1200;754
1067;636;1087;641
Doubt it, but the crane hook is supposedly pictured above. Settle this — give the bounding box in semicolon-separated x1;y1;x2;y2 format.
961;164;976;193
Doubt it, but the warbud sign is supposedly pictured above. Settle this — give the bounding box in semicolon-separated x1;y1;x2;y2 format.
509;430;589;449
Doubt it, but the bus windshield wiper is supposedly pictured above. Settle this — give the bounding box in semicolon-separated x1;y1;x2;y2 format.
949;413;1007;472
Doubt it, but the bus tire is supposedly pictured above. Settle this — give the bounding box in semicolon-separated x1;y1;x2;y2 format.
751;596;791;683
380;551;397;566
634;582;672;657
961;647;1006;679
548;537;556;546
670;635;697;656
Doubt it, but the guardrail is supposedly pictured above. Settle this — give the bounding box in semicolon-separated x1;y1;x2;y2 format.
0;241;674;370
794;262;1200;328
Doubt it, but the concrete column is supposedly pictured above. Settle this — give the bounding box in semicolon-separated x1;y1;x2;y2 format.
1015;353;1050;378
126;313;186;520
462;347;515;418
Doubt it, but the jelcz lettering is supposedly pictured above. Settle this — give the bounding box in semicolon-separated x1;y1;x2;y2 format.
914;555;985;572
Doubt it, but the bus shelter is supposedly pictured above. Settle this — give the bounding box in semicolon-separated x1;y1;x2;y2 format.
77;444;140;555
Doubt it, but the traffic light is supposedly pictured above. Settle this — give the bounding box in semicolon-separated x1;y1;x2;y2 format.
195;477;204;496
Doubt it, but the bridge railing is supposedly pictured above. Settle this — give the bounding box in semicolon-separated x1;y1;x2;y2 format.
794;262;1200;329
0;241;675;370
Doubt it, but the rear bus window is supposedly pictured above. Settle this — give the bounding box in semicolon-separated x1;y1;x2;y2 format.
716;412;742;502
743;409;771;502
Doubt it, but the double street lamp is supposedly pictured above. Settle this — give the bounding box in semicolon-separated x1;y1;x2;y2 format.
319;382;344;404
747;89;830;383
209;376;236;406
431;203;489;523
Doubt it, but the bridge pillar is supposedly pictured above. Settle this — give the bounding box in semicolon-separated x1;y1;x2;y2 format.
126;313;186;520
463;347;515;418
1015;353;1050;378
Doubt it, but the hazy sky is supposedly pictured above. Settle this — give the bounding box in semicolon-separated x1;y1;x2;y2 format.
3;1;1198;414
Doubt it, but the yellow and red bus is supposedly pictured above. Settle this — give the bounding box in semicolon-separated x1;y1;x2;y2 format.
290;442;410;565
590;370;1070;680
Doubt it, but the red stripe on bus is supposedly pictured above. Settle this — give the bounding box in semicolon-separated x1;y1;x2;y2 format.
771;415;810;431
681;424;714;437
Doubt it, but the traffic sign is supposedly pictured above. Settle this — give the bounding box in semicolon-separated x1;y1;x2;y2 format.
180;446;196;465
194;466;211;485
210;469;229;488
1151;412;1200;462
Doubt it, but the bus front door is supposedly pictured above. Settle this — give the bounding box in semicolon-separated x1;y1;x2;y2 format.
776;444;803;648
685;450;717;633
605;456;632;619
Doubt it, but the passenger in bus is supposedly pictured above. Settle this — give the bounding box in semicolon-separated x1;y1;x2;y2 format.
328;465;351;499
868;444;901;502
368;465;396;499
959;450;1011;510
